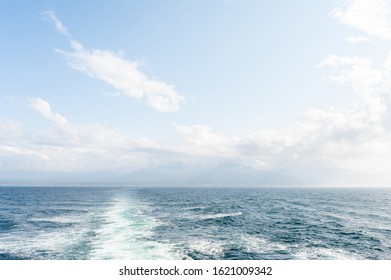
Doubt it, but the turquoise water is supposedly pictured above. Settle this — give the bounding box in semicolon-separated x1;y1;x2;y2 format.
0;187;390;259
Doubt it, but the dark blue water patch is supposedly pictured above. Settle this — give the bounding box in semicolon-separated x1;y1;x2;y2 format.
0;253;27;260
36;209;62;216
0;218;17;231
222;248;253;260
187;250;208;260
33;249;57;259
27;220;78;229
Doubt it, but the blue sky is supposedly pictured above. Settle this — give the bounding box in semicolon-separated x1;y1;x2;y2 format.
1;0;391;185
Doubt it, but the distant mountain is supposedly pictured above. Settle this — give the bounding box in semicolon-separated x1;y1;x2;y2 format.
1;162;384;187
0;161;298;186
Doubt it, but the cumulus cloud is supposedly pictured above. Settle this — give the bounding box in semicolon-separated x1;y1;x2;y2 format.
264;47;391;175
316;55;385;121
332;0;391;39
278;48;391;175
171;44;391;179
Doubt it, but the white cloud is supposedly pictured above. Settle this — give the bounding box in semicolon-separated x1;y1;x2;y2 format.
27;98;128;169
332;0;391;39
10;98;180;172
344;36;370;44
43;11;184;112
208;40;391;180
30;98;68;126
175;124;227;147
317;55;373;69
0;96;194;174
174;124;235;156
305;48;391;175
316;55;385;120
383;51;391;93
3;89;391;183
43;10;70;36
171;47;391;177
57;41;183;112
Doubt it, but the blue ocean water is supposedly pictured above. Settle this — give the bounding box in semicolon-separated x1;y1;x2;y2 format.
0;187;390;260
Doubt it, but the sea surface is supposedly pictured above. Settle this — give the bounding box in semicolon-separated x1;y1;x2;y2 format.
0;187;390;260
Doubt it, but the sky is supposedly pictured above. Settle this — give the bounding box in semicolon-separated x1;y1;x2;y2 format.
1;0;391;186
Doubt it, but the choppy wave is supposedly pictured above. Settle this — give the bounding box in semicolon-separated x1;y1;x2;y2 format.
0;187;390;259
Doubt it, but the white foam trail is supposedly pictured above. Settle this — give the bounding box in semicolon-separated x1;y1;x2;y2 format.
180;212;243;220
294;247;363;260
238;234;290;257
89;196;183;260
187;238;225;258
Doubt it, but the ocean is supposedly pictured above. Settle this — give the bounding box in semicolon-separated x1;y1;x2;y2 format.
0;187;390;260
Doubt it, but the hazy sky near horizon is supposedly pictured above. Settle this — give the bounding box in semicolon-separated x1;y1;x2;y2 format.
1;0;391;185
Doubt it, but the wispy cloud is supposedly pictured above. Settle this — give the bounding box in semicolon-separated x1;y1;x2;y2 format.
59;41;183;112
30;98;68;126
332;0;391;40
43;10;70;36
44;11;184;112
344;36;370;44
